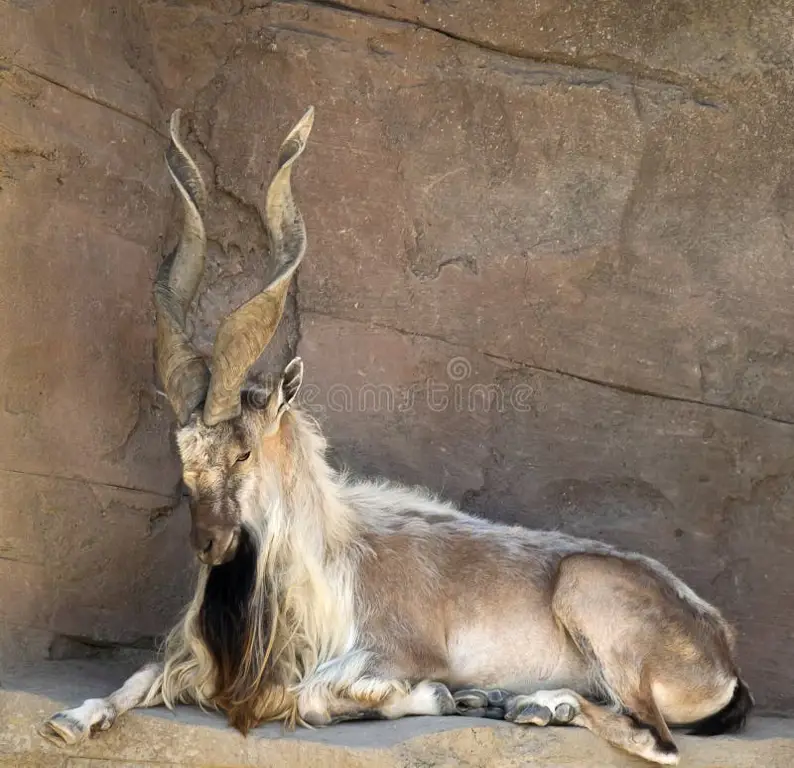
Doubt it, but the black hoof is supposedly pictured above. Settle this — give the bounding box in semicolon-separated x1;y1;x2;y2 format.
553;703;576;724
453;688;488;714
485;689;512;708
507;702;553;726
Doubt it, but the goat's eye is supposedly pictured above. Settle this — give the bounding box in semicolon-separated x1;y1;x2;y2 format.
236;451;251;463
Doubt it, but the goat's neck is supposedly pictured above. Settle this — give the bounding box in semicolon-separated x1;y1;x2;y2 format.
246;410;357;664
280;410;355;556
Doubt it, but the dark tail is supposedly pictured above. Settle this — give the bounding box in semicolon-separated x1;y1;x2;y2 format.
687;677;754;736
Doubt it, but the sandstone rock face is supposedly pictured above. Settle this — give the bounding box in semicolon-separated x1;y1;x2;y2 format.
2;0;794;715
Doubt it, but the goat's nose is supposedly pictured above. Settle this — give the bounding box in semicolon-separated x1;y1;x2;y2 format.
196;534;220;565
190;525;211;554
198;536;214;557
190;525;218;564
191;525;238;565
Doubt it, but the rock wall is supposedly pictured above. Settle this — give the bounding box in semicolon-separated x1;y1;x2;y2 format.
2;0;794;714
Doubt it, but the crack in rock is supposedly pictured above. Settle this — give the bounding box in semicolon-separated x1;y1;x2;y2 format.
8;64;162;135
278;0;723;108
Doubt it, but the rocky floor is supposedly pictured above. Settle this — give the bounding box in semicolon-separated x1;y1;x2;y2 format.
2;660;793;768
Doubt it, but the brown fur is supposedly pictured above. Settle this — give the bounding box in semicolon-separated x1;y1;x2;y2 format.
39;107;752;766
39;360;751;767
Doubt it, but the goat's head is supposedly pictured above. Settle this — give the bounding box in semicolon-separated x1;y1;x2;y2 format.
154;107;313;566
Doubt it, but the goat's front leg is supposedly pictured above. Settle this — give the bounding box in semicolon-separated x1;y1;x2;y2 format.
38;662;164;747
297;650;456;726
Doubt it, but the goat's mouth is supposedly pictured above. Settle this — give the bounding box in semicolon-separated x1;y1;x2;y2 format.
198;527;241;567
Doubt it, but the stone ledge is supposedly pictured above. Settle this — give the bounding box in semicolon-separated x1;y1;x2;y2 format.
2;661;793;767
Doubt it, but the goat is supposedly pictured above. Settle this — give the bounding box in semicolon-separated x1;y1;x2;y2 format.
39;107;753;765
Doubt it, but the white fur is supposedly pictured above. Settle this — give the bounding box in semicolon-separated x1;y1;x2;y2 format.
40;408;738;768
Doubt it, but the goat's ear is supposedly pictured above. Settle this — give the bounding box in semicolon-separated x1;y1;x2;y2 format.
248;359;303;424
277;357;303;412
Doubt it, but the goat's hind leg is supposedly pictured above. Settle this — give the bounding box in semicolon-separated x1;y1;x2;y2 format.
547;553;693;765
500;688;677;766
39;662;164;747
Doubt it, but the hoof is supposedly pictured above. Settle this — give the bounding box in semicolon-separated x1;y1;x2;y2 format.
554;702;576;724
452;687;513;717
453;687;513;719
453;688;488;714
460;706;487;718
636;731;681;766
507;702;553;726
38;713;88;747
505;690;581;727
485;688;512;708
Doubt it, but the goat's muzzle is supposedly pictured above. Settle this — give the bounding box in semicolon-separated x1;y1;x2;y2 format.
191;523;240;566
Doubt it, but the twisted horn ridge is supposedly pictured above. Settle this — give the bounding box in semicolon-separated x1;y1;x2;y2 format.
203;106;315;426
153;109;210;425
